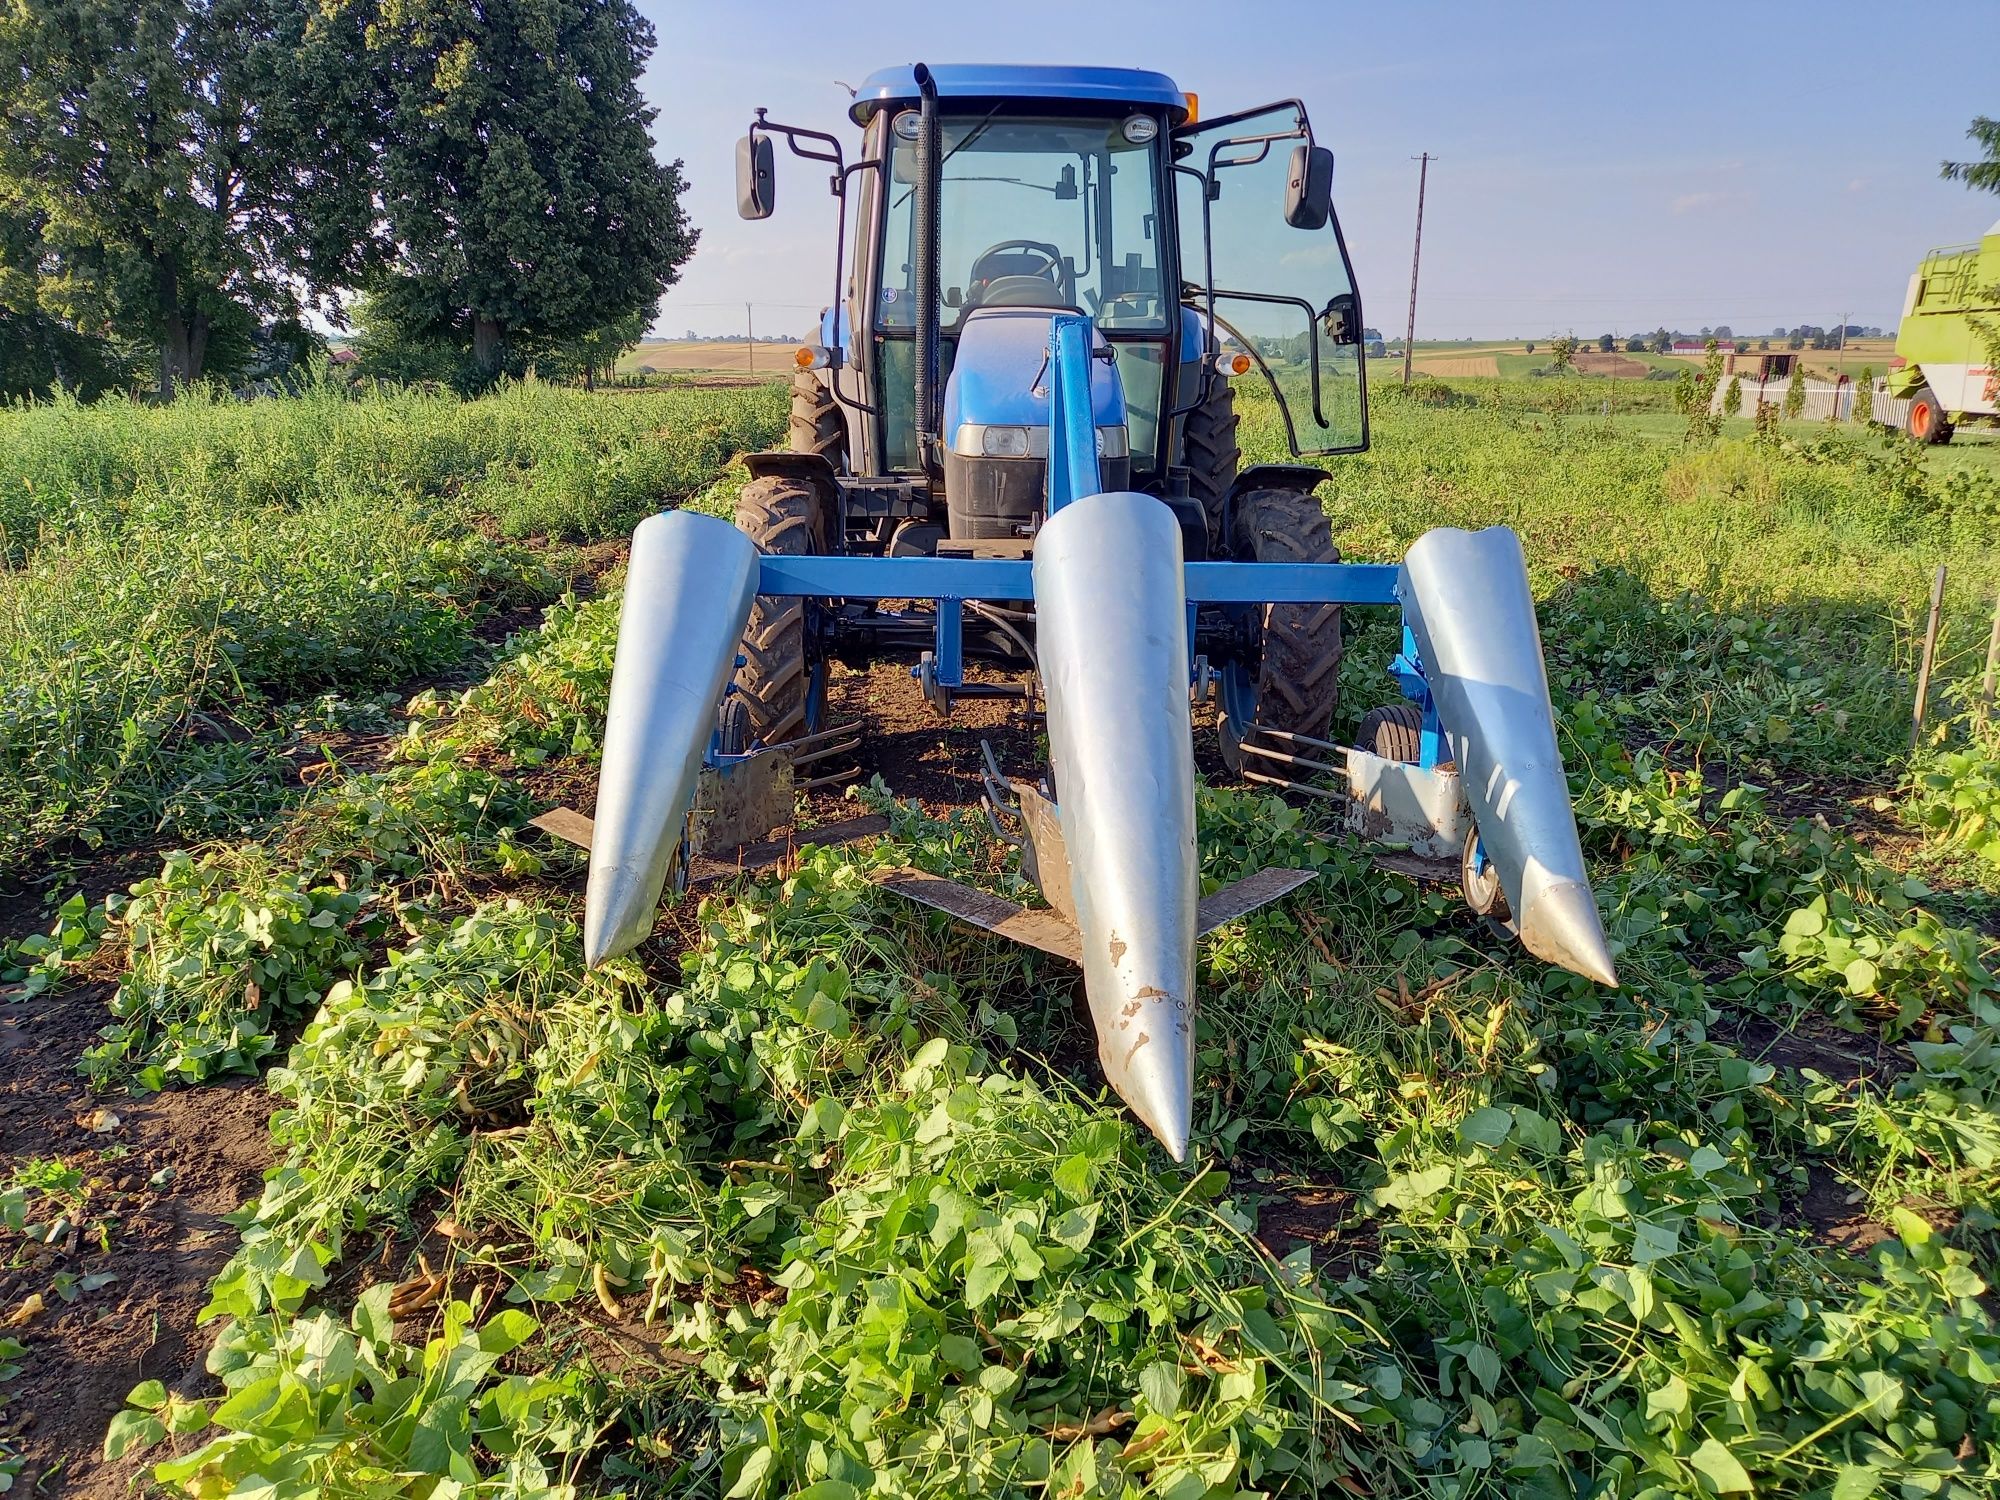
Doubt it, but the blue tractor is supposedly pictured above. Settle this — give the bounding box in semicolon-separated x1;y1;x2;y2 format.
729;64;1366;768
580;64;1615;1160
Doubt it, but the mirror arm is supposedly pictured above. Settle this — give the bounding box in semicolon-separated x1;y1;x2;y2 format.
751;108;847;195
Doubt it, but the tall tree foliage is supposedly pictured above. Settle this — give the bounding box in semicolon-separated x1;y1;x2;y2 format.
358;0;695;383
0;0;379;396
1940;116;2000;196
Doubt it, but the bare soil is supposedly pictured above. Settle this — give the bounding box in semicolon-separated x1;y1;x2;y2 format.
1;981;272;1496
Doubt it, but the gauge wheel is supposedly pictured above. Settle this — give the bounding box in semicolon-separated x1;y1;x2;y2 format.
1461;828;1514;942
1357;702;1424;762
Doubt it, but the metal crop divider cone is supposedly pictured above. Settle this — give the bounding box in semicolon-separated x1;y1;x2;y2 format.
1400;525;1617;988
1033;490;1199;1160
584;511;761;966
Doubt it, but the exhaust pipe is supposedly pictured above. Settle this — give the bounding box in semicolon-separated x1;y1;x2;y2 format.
911;62;942;476
1034;492;1198;1159
584;510;761;966
1400;526;1618;987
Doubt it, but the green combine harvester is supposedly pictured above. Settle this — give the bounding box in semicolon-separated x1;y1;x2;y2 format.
1880;217;2000;443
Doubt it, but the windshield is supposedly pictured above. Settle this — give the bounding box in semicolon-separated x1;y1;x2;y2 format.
880;113;1167;332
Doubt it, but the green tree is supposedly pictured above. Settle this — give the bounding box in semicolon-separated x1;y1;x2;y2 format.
1783;360;1806;419
1651;328;1673;355
1722;374;1742;418
1940;116;2000;194
1597;333;1615;353
1547;333;1578;372
0;0;379;397
357;0;696;386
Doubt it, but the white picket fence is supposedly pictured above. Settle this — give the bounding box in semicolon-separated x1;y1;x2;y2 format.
1707;374;1857;421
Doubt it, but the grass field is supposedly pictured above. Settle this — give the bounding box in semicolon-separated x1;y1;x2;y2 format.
3;375;1999;1497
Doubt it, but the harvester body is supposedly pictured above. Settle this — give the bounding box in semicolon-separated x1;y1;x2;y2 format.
581;64;1620;1159
1880;220;2000;443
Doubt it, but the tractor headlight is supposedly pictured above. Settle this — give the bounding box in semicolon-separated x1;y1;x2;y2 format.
893;110;921;142
1120;115;1159;144
981;426;1032;457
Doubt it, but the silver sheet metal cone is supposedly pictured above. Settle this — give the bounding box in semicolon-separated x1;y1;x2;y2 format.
1034;492;1198;1159
584;511;760;966
1400;526;1618;988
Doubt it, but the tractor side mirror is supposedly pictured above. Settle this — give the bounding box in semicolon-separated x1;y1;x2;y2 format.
1284;144;1333;230
737;133;776;220
1321;291;1360;345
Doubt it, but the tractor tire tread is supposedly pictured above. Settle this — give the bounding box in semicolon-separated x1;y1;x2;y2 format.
1358;702;1424;763
1229;488;1343;755
734;475;825;745
1180;377;1240;550
789;371;846;463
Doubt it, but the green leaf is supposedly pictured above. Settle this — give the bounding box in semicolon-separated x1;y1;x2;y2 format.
1139;1361;1185;1418
1688;1436;1754;1493
1373;1164;1454;1211
1842;957;1880;995
1458;1106;1513;1149
101;1409;166;1460
1049;1203;1099;1254
126;1379;169;1411
1631;1220;1681;1265
1831;1465;1882;1500
965;1257;1009;1309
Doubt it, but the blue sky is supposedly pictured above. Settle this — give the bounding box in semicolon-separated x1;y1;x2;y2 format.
633;1;1995;341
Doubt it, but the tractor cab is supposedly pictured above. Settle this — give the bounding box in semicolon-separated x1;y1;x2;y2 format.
740;65;1368;548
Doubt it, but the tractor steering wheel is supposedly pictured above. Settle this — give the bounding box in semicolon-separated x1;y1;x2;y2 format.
965;239;1072;307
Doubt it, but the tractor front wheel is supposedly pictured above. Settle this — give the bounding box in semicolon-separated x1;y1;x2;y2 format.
733;475;827;745
1217;488;1342;775
1181;376;1240;553
1907;388;1953;445
789;370;847;465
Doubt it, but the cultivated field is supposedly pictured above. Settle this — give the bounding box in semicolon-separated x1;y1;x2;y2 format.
619;340;810;376
2;376;1998;1498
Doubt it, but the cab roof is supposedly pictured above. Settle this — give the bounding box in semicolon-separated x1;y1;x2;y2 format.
849;65;1189;127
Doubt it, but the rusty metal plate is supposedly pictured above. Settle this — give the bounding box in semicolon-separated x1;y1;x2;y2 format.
689;812;891;884
528;806;597;850
690;749;794;858
1015;782;1077;925
868;868;1082;962
1195;866;1318;934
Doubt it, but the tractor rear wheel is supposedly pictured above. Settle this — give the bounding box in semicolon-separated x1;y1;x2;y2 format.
1180;376;1240;551
1907;388;1953;445
1217;488;1342;775
733;475;827;745
789;370;846;465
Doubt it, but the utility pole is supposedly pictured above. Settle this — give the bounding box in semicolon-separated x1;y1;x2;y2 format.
745;302;754;375
1402;152;1434;388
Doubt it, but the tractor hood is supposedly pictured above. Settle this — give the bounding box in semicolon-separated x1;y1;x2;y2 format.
943;308;1127;458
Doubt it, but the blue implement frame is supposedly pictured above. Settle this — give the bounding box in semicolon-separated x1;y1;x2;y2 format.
723;314;1436;737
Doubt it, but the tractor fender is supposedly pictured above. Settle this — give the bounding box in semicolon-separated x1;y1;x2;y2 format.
1221;464;1326;553
743;449;840;497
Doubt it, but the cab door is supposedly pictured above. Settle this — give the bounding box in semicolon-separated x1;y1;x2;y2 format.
1172;101;1368;454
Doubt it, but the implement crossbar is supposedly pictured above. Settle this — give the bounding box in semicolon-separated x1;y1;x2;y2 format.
758;555;1400;606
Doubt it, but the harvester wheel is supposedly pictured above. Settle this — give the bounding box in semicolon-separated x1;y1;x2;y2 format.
1907;389;1952;445
1357;702;1424;763
734;475;827;745
789;370;847;465
1218;489;1342;775
1180;376;1240;550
